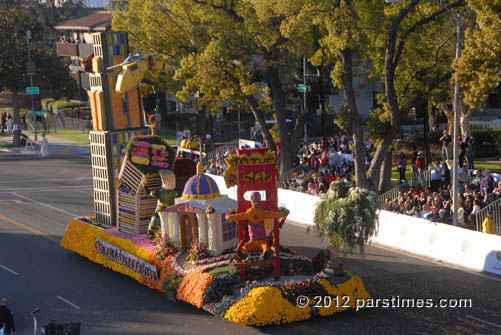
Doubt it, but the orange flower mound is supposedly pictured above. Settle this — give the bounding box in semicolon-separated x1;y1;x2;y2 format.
176;270;213;308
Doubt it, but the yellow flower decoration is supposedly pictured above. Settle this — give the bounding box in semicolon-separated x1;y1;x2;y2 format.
61;219;156;285
150;144;166;150
224;287;310;326
131;156;150;165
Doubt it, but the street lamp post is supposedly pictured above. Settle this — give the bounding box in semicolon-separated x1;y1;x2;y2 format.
386;0;462;226
238;104;241;143
26;30;38;142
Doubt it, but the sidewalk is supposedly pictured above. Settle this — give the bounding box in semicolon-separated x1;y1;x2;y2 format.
0;133;90;157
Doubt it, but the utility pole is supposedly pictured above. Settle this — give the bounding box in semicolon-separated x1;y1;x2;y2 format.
451;15;462;227
318;65;327;146
238;104;241;143
26;30;38;141
303;57;307;115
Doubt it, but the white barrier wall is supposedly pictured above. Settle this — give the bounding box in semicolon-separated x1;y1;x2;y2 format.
207;174;501;276
277;188;317;225
373;211;501;276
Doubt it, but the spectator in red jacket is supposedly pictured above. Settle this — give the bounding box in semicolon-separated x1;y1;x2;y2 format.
309;154;320;171
416;152;426;186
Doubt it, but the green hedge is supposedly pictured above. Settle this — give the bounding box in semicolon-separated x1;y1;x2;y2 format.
471;129;500;158
42;98;56;110
43;99;89;116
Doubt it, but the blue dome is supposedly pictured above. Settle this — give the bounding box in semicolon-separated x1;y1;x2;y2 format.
182;173;220;200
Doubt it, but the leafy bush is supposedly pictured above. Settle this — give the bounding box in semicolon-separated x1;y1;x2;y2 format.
154;233;177;260
165;112;197;122
397;130;441;150
41;98;56;110
45;99;88;115
186;241;210;262
161;272;184;302
311;180;379;255
471;129;499;158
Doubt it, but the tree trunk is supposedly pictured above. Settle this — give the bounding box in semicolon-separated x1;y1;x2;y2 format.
329;245;341;267
197;108;206;138
379;149;393;193
156;90;168;129
12;91;21;146
440;102;454;135
244;95;276;152
316;245;345;281
341;48;367;188
367;0;419;191
267;64;303;177
460;105;474;137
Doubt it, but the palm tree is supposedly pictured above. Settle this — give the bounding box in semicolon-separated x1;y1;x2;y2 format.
311;180;378;282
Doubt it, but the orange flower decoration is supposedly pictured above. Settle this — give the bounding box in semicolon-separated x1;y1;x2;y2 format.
176;270;213;308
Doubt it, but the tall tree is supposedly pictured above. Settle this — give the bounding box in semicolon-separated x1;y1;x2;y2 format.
0;1;77;145
113;0;317;175
456;0;501;136
362;0;466;191
289;0;439;192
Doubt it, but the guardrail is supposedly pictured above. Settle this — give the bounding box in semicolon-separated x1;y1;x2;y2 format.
280;164;308;186
205;139;238;162
378;170;430;209
475;197;501;234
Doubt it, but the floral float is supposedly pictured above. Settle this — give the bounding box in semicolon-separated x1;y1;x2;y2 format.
61;141;375;326
61;217;370;325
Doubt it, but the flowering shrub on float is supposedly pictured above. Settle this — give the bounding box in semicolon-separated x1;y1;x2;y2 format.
280;279;328;305
186;241;210;262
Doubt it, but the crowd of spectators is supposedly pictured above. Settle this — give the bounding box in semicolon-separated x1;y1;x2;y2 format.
206;148;233;176
203;133;364;197
281;133;369;196
383;163;500;230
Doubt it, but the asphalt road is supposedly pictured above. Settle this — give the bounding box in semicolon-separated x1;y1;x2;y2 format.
0;148;500;335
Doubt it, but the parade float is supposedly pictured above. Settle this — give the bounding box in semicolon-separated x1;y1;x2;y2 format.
61;31;375;326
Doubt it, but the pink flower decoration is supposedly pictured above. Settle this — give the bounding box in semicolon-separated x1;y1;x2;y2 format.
152;149;169;157
152;161;169;168
134;141;151;148
132;151;150;158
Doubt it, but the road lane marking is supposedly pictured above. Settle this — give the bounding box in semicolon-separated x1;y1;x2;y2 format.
11;193;80;217
0;213;60;244
74;189;92;195
4;201;68;227
0;187;93;194
0;264;19;276
56;296;80;310
0;177;92;184
467;315;501;329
